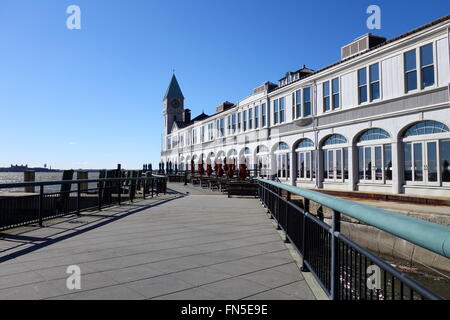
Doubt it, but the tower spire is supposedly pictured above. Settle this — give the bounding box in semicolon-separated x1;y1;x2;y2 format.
164;74;184;100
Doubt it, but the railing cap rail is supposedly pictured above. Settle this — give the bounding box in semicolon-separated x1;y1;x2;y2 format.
0;175;168;189
257;178;450;259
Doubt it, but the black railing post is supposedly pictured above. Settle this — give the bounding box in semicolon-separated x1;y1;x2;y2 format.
285;191;291;243
301;198;310;272
331;210;341;300
38;185;44;227
276;187;281;230
118;178;121;205
77;182;81;216
98;181;103;211
143;177;146;200
184;170;187;186
151;178;154;198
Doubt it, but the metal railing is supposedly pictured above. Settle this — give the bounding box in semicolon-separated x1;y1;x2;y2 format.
257;178;449;300
0;175;168;231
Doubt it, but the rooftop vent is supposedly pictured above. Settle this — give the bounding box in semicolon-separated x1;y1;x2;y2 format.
253;82;278;94
216;101;234;113
341;33;386;60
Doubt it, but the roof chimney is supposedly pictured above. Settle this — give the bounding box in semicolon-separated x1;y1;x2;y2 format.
183;109;191;123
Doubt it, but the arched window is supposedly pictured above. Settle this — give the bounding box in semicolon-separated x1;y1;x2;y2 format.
358;128;390;142
216;151;225;159
357;129;392;183
295;138;314;149
274;142;290;179
208;152;215;158
256;145;269;154
276;142;289;151
322;134;348;182
242;147;251;155
402;121;450;185
323;134;347;146
403;120;449;138
228;149;237;157
256;146;270;177
295;139;316;182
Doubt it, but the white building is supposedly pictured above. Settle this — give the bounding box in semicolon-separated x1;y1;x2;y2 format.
161;14;450;197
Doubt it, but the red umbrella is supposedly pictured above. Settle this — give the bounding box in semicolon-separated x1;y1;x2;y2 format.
239;156;248;181
206;158;212;177
198;159;205;175
227;162;234;178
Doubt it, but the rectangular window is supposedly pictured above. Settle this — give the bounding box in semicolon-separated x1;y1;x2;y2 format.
249;108;253;129
323;82;330;112
208;123;213;140
232;114;236;134
292;93;295;120
420;43;434;88
441;140;450;183
255;105;259;129
279;97;285;123
404;143;412;181
262;103;267;127
200;126;205;143
303;88;311;116
243;110;247;131
220;118;224;137
332;78;340;109
358;67;368;104
273;100;279;124
227;115;231;135
238;112;241;132
369;63;380;101
404;49;417;92
295;90;302;118
384;145;392;180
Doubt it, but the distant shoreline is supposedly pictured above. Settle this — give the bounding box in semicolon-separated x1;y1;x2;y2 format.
0;169;100;173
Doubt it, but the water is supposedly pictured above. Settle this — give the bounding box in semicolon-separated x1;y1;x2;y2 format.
0;172;99;193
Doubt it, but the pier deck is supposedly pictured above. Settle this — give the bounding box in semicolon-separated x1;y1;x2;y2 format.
0;183;315;300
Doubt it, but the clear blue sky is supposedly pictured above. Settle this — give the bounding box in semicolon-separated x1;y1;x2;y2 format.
0;0;449;169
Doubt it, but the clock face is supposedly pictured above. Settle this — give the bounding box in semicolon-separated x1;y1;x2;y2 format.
171;99;180;108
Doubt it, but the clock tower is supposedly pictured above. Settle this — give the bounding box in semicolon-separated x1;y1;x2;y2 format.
163;74;185;135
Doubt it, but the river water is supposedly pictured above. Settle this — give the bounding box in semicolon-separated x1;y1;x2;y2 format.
0;172;99;193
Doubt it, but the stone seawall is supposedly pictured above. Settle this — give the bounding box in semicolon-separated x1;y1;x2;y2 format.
331;219;450;274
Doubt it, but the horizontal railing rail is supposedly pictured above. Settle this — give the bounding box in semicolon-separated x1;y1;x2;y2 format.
257;178;450;259
0;175;168;231
257;178;447;300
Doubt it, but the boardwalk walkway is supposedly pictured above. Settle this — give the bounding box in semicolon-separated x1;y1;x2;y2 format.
0;183;315;300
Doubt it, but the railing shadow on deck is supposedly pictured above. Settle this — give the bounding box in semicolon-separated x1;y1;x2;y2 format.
0;193;184;264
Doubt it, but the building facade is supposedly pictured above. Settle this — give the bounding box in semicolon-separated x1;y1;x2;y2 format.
161;15;450;197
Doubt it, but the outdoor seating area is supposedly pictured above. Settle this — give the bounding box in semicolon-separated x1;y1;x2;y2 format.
167;170;259;197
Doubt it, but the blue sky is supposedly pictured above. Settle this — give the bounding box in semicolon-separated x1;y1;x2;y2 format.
0;0;449;169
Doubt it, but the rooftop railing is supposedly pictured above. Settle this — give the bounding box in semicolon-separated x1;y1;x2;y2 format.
257;178;449;300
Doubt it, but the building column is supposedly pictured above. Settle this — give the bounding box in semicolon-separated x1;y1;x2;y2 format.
290;150;297;186
392;141;402;194
270;153;277;178
316;150;324;189
348;146;357;191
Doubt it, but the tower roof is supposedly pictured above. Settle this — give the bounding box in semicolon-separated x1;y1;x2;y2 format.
164;74;184;100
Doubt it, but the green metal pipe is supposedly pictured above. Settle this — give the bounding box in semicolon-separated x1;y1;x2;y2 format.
257;178;450;259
